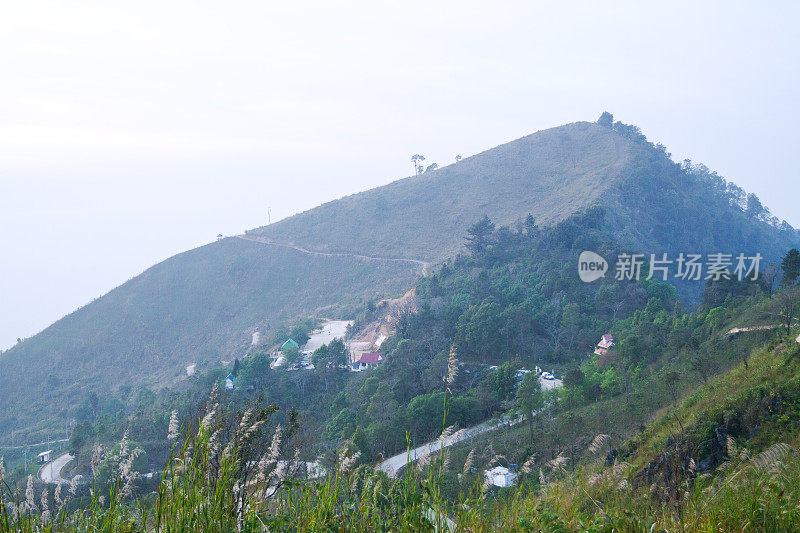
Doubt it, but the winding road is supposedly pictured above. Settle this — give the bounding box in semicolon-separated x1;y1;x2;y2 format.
378;376;562;477
377;415;523;478
236;235;430;276
38;453;74;485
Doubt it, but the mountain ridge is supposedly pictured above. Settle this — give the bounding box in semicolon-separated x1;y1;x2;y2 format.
1;117;796;442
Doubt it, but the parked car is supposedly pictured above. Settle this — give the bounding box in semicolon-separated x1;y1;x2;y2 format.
541;371;555;380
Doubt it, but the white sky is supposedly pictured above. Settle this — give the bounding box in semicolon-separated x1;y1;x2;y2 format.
1;1;799;350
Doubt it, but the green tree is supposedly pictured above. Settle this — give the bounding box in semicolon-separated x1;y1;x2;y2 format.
781;248;800;285
410;154;425;175
597;111;614;128
492;362;517;403
563;367;585;408
516;372;543;443
327;338;348;367
465;215;496;254
69;421;95;454
283;344;300;365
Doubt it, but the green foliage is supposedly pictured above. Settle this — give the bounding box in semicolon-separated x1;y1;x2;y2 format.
782;248;800;285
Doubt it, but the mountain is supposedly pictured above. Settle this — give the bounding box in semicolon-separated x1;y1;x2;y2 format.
1;117;797;442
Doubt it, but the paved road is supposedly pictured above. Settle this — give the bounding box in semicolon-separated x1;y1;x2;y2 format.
236;235;430;276
38;453;74;484
726;324;799;336
377;415;522;478
540;376;563;391
377;375;562;477
303;320;352;353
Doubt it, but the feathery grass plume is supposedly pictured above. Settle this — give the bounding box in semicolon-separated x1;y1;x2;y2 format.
267;424;282;463
6;502;19;522
119;446;143;500
726;435;738;457
119;430;130;459
69;475;82;496
208;429;221;458
751;442;797;471
256;425;282;486
54;483;63;508
40;487;49;516
363;474;375;496
445;344;459;388
539;468;546;485
688;457;697;474
439;425;454;444
339;451;361;473
520;454;536;475
350;473;361;494
200;409;216;433
587;473;604;488
0;456;4;485
545;454;567;470
481;475;493;496
25;475;36;512
221;440;235;461
617;479;629;491
450;428;467;442
242;419;264;444
255;455;271;484
738;447;751;461
588;434;610;454
611;461;632;479
239;406;254;432
463;449;476;475
200;384;219;432
167;410;180;441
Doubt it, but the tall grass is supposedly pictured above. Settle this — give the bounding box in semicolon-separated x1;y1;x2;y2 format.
3;342;800;532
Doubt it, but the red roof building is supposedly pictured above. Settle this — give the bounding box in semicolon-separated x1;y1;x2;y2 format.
357;352;384;364
594;334;615;356
350;352;384;371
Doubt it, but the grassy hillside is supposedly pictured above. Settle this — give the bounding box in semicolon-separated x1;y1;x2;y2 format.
0;238;417;441
1;117;797;445
248;121;629;262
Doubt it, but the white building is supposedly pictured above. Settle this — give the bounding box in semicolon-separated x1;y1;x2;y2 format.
484;466;517;488
37;450;53;464
252;330;261;346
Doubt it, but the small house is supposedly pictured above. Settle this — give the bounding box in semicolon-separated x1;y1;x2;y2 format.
37;450;53;464
252;329;261;346
349;352;384;372
281;339;300;352
594;334;615;356
225;373;235;390
484;466;517;488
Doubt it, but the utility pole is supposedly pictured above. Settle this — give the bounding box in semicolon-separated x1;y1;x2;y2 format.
24;446;27;475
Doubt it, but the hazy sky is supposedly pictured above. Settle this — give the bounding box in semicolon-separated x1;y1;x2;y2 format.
1;1;799;350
